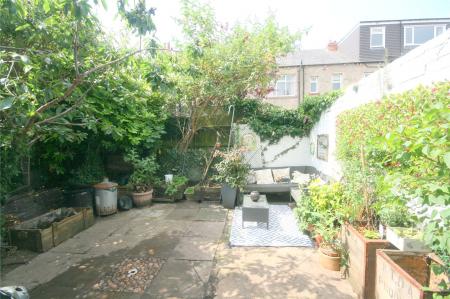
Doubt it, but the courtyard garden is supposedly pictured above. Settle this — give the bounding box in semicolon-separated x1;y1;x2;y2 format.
0;0;449;298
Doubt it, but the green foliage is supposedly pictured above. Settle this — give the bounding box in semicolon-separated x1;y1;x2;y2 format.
0;0;167;197
377;202;414;227
363;230;380;239
161;0;299;149
125;150;159;192
294;179;355;236
234;91;341;143
337;82;450;283
213;149;250;189
157;147;215;181
184;186;195;195
67;146;106;185
164;176;188;196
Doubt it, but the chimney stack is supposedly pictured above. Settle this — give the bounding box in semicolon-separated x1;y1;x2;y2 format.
327;41;338;51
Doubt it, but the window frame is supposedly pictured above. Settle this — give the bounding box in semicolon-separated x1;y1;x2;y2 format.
331;73;343;90
310;76;319;94
404;24;446;46
370;26;385;48
269;74;297;97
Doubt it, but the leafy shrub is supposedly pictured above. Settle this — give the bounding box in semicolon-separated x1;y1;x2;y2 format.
337;82;450;283
295;179;354;234
213;149;250;189
125;150;159;192
165;176;189;196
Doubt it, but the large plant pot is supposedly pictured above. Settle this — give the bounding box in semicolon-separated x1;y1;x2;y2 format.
341;224;392;299
319;246;341;271
376;250;450;299
132;190;153;207
221;184;237;209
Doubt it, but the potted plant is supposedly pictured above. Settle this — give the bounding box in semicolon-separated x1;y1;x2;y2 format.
125;150;158;207
316;216;342;271
184;186;195;201
164;176;188;202
214;149;250;209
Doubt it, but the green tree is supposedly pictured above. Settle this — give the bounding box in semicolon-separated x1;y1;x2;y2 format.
0;0;164;199
161;0;300;150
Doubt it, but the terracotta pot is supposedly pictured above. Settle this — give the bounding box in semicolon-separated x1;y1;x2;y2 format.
319;246;341;271
132;190;153;207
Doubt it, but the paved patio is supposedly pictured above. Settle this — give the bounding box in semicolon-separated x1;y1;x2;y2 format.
1;201;355;298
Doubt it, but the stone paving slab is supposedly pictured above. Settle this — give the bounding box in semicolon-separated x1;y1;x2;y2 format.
3;201;357;299
165;208;200;220
194;207;227;222
145;259;213;298
184;221;225;240
172;237;219;261
213;243;356;299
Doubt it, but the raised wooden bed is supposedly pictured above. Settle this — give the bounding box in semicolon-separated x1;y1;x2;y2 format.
341;224;392;299
10;207;94;252
376;250;450;299
202;185;221;201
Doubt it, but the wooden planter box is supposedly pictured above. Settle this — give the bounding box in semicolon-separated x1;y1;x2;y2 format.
202;186;221;201
341;224;392;299
376;250;450;299
10;207;94;252
385;227;430;252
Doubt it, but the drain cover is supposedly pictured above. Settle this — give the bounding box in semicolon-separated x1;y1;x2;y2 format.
93;257;164;293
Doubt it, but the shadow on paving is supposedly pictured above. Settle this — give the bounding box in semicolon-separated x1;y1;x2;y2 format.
214;250;355;298
29;232;183;299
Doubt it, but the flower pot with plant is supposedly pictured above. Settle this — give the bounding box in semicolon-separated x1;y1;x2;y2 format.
214;149;250;209
317;216;342;272
184;186;195;201
164;176;189;202
125;150;158;208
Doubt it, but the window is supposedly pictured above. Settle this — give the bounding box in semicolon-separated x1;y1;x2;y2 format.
404;25;446;46
370;27;385;48
269;74;296;97
331;73;342;90
310;76;319;93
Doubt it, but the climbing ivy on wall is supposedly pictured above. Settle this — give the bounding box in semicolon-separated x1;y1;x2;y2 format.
233;91;341;143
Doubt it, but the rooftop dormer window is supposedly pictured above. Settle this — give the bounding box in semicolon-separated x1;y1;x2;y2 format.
404;24;446;46
370;27;385;48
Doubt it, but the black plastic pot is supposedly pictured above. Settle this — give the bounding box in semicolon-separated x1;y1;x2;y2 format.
221;183;237;209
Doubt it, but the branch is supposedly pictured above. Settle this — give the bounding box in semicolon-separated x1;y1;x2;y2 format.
34;86;93;126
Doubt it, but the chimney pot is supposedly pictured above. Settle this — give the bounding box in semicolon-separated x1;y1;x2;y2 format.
327;41;338;51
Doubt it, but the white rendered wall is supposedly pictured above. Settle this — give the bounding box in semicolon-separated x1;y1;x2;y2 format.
308;30;450;179
239;31;450;176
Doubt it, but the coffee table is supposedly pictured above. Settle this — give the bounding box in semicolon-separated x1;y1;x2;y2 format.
242;194;269;229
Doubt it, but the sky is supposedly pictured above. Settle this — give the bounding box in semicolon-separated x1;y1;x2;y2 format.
96;0;450;49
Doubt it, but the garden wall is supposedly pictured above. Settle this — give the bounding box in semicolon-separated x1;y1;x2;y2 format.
308;30;450;179
237;124;311;168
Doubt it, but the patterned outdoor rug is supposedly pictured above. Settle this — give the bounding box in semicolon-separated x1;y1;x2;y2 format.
229;204;313;247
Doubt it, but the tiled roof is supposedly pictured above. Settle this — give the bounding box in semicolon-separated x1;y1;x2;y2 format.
276;49;359;67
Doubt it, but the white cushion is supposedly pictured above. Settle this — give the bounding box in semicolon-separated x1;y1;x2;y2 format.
291;171;311;186
254;169;274;184
272;168;290;183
